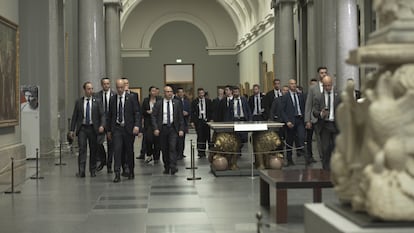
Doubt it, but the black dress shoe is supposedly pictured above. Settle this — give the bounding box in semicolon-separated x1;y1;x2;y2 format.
96;163;105;172
107;168;113;174
76;172;85;178
170;168;178;175
90;171;96;177
113;173;121;183
286;161;295;167
136;155;145;160
128;173;135;180
163;169;170;174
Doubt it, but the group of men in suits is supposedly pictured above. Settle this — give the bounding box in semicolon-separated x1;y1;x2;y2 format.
69;67;342;181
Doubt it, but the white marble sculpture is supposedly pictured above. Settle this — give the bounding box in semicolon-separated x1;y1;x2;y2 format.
331;0;414;221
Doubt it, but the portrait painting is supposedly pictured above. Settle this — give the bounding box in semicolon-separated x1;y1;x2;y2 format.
0;15;19;127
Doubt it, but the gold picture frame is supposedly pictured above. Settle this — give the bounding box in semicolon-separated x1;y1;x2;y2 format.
129;87;142;104
0;15;19;127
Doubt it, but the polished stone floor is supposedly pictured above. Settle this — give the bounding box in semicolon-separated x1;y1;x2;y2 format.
0;133;337;233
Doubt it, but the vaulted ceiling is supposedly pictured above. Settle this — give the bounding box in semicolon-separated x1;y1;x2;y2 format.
120;0;274;55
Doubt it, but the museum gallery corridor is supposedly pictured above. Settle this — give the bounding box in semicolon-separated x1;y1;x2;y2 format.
0;133;337;233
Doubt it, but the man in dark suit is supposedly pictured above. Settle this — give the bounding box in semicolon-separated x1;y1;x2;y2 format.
304;78;319;164
232;86;252;143
313;75;341;170
211;88;224;122
190;88;212;158
151;86;185;175
176;87;190;160
95;77;116;173
121;77;144;162
69;81;105;178
248;84;265;121
280;79;306;166
216;85;234;122
263;78;282;120
107;79;141;182
142;86;162;164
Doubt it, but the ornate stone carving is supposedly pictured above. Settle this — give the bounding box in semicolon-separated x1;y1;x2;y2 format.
332;66;414;220
334;0;414;221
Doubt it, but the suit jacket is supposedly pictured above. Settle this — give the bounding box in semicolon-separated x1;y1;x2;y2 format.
95;89;116;115
269;97;283;122
312;90;341;130
211;97;222;122
263;89;282;120
151;98;185;133
248;93;265;117
107;92;141;134
190;98;212;125
142;96;162;129
179;97;191;129
280;91;305;124
70;96;105;135
216;96;252;122
305;82;323;124
232;96;252;121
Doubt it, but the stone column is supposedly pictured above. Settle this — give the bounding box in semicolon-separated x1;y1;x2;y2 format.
78;0;105;91
273;0;296;84
307;0;316;82
279;0;296;84
336;0;359;91
272;0;280;82
104;0;122;82
321;0;337;81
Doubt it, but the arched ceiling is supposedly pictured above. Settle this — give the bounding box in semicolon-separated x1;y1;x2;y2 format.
120;0;274;56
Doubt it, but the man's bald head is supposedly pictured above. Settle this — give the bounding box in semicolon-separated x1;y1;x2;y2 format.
322;75;333;92
116;79;125;95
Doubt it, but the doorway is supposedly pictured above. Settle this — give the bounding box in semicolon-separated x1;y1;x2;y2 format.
164;64;194;100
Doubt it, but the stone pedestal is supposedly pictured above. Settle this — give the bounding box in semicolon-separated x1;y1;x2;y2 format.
304;204;414;233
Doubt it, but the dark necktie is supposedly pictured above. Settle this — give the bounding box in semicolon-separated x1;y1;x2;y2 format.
327;92;331;110
85;98;90;124
237;99;241;117
104;92;108;113
293;93;299;115
167;100;171;126
118;96;123;123
256;96;260;115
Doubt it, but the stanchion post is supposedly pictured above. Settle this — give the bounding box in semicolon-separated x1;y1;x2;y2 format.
31;148;44;180
186;139;197;170
186;139;193;169
4;157;21;194
55;140;66;166
187;141;201;181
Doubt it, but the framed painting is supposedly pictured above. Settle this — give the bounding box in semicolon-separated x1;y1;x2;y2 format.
129;87;142;104
0;16;19;127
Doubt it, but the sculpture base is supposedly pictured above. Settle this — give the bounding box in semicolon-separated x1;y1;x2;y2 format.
326;203;414;228
210;165;260;177
304;203;414;233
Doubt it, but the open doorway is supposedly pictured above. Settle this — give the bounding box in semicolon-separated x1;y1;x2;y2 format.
164;64;194;100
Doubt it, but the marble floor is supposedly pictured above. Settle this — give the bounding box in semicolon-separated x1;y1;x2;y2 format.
0;133;338;233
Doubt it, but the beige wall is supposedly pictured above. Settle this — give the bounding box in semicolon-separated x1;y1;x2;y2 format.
122;21;238;99
237;30;274;89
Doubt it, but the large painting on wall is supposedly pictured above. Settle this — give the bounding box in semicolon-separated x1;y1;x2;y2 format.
0;15;19;127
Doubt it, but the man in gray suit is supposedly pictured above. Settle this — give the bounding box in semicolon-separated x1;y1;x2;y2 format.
152;86;185;175
305;66;328;162
312;75;341;170
69;82;105;178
